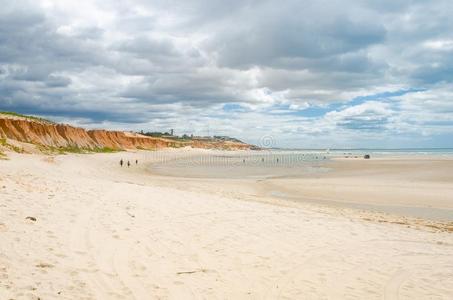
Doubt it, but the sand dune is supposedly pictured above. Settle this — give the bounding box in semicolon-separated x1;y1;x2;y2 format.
1;151;453;299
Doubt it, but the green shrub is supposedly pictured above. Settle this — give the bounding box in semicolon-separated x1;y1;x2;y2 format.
0;138;24;153
59;146;86;153
0;111;54;123
37;145;121;154
10;144;24;153
92;147;120;153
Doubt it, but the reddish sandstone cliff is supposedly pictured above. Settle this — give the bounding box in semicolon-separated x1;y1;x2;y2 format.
0;116;252;151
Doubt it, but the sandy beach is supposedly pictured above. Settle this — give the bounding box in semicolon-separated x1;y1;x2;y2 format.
1;150;453;299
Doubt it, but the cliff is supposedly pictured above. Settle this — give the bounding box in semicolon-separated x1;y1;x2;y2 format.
0;114;252;152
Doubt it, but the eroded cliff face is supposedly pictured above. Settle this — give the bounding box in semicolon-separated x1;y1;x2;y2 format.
0;117;251;151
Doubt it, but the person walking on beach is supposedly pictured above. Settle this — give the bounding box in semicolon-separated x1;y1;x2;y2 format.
120;159;123;167
136;159;138;165
127;161;130;167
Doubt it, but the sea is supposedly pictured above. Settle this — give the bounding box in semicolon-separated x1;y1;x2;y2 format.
148;148;453;177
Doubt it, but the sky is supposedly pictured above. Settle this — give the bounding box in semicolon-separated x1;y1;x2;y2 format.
1;0;453;148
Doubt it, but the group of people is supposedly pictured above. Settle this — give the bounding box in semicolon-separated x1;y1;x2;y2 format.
119;159;138;167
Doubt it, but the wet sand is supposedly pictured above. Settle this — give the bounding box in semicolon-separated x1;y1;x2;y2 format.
259;157;453;221
150;154;453;221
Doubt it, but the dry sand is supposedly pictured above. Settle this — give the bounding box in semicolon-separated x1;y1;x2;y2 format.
1;150;453;299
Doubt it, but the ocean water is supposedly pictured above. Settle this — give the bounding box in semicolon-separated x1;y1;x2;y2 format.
324;148;453;157
147;148;453;177
148;148;453;179
148;150;332;178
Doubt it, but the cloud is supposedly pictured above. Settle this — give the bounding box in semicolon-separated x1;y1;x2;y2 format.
0;0;452;147
210;12;386;70
326;102;392;131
